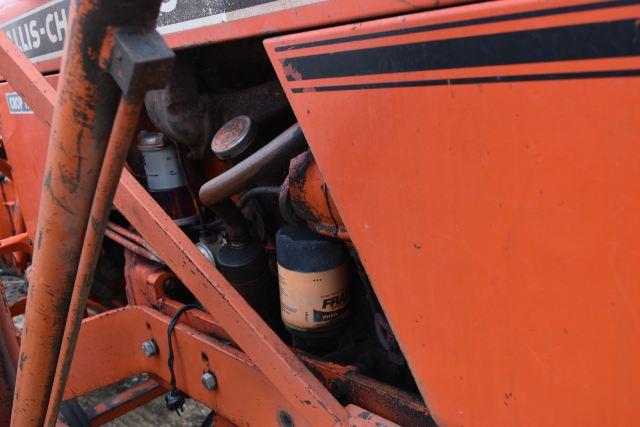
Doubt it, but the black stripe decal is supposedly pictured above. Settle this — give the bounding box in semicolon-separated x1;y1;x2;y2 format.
290;69;640;92
283;20;640;81
276;0;640;52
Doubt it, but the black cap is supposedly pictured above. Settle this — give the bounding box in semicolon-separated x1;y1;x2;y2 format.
276;225;346;272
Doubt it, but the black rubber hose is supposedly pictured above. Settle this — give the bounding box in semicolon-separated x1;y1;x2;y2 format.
237;186;281;210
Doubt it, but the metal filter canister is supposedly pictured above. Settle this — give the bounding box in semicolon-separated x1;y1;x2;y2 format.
276;224;350;336
137;131;197;226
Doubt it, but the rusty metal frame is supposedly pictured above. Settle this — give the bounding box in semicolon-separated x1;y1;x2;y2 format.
62;305;403;426
0;2;395;425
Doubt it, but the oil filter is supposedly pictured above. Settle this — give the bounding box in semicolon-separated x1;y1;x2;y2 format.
276;224;350;336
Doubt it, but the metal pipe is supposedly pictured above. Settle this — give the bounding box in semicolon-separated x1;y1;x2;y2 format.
11;1;122;423
104;229;161;262
199;124;306;207
44;98;143;426
106;221;148;249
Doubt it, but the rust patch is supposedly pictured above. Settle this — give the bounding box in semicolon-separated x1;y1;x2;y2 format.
43;169;74;215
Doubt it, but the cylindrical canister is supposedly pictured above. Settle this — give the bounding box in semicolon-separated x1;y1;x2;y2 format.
137;131;197;226
276;224;350;336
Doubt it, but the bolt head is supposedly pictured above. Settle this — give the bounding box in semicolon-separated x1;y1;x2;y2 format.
141;340;158;357
201;371;217;390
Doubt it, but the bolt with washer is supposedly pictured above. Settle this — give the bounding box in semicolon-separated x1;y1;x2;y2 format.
201;371;217;390
141;339;158;357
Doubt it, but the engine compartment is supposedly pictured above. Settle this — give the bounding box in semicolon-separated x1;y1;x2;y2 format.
85;38;425;420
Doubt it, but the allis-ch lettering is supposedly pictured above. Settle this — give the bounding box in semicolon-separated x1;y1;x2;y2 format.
5;8;67;53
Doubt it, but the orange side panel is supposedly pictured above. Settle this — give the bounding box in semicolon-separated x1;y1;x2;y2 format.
0;76;57;237
267;0;640;425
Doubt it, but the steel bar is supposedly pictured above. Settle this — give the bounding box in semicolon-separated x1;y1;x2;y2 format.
44;98;143;427
104;229;161;262
106;222;148;248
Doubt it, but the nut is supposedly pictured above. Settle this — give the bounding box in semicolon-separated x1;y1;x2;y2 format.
141;339;158;357
201;371;217;390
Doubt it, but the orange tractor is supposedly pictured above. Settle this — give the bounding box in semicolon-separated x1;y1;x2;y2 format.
0;0;638;425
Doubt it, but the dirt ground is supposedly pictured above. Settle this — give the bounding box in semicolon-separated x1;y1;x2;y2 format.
3;275;211;426
78;375;211;426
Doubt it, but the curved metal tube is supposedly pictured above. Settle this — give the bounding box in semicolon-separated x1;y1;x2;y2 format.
199;123;306;207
